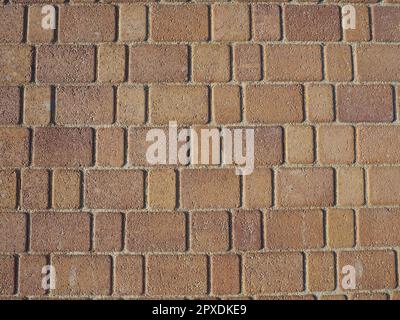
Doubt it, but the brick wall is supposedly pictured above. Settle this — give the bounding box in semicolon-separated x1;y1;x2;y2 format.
0;0;400;300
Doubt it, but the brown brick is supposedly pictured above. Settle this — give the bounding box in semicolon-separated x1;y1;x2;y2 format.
245;85;303;123
285;5;340;41
337;85;393;123
320;295;347;301
53;169;81;209
307;252;335;292
127;212;185;252
211;254;240;295
0;256;15;295
37;45;95;83
244;253;304;294
0;6;24;43
265;45;322;81
213;85;241;124
130;44;188;83
244;168;272;209
234;44;261;82
337;167;364;206
98;44;126;83
96;128;125;167
373;7;400;42
181;169;240;209
19;255;48;296
33;127;93;167
85;170;144;210
356;45;400;82
344;6;370;42
265;210;323;250
95;212;123;252
338;250;396;290
147;255;207;296
0;128;29;166
24;86;51;125
117;86;145;125
350;293;389;300
305;84;334;123
128;127;151;166
257;295;315;301
28;5;55;43
22;169;50;210
191;211;229;252
31;212;91;252
193;44;230;82
0;45;32;84
59;5;116;42
52;255;112;296
115;255;143;296
119;4;146;41
368;167;400;206
253;127;283;166
325;44;353;82
327;209;355;249
151;4;209;41
0;171;17;209
0;86;20;125
233;210;262;251
0;213;27;253
286;125;314;164
277;168;334;208
212;4;250;41
252;4;281;41
148;169;176;210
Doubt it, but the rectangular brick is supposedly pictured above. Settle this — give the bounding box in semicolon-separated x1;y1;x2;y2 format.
193;44;230;82
305;84;334;123
212;4;250;41
213;85;241;124
22;169;50;210
368;167;400;206
148;169;176;210
307;252;335;292
344;6;370;42
327;209;355;249
337;167;364;206
0;256;15;296
233;210;262;251
19;255;48;296
286;125;314;164
244;168;272;209
253;127;283;166
98;44;126;83
0;170;17;209
53;169;81;209
325;44;353;82
0;128;29;166
0;86;21;125
94;212;123;252
0;6;24;43
0;45;32;84
24;86;51;125
96;128;125;167
115;255;143;296
28;5;55;43
252;4;281;41
234;44;262;81
117;86;145;125
211;254;240;295
0;212;27;253
119;4;146;41
373;7;400;42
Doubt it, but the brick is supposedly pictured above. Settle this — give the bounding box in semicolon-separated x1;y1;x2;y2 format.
147;255;207;296
344;6;370;42
148;169;176;210
234;44;261;82
33;127;93;167
150;85;208;125
0;256;15;295
327;209;355;249
243;168;272;209
211;254;240;295
37;45;95;83
252;4;281;41
0;128;29;166
233;210;262;251
350;293;389;300
307;252;335;292
191;211;229;252
31;212;91;252
151;4;209;41
286;125;314;164
320;295;347;301
368;167;400;206
115;255;143;296
181;169;240;209
98;44;126;83
325;44;353;82
130;45;188;83
265;210;324;250
19;255;48;296
338;251;396;290
373;7;400;42
0;45;32;84
119;4;146;41
356;45;400;82
277;168;334;208
0;86;20;125
213;85;241;124
0;171;17;209
128;127;151;166
52;255;112;296
59;5;116;42
28;5;55;43
22;169;50;210
285;5;340;41
245;85;303;123
253;127;283;166
212;4;250;41
358;126;400;164
193;44;230;82
305;84;334;123
95;212;123;252
117;86;145;125
244;253;304;294
0;213;27;253
127;212;185;252
85;170;144;209
24;86;51;125
337;167;364;206
96;128;125;167
53;169;81;209
317;125;354;165
0;6;24;43
257;295;315;301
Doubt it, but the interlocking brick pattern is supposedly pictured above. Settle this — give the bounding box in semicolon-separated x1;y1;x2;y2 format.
0;0;399;300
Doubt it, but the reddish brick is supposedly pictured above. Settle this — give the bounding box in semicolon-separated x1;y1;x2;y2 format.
211;254;240;295
337;167;364;206
0;45;32;84
305;84;334;123
117;86;145;125
252;4;281;41
0;213;27;253
252;127;283;166
95;212;123;252
344;6;370;42
19;255;48;296
233;210;262;251
24;86;51;125
115;255;143;296
307;252;335;292
243;168;272;209
213;85;241;124
327;209;355;249
234;44;262;81
212;4;250;41
28;5;55;43
286;125;314;164
53;169;81;209
0;256;15;296
0;170;17;209
96;128;125;167
148;169;176;210
368;167;400;206
22;169;50;210
0;6;24;43
98;44;126;83
119;4;146;41
325;44;353;82
373;7;400;42
193;44;230;83
0;86;20;125
350;293;389;300
0;128;29;166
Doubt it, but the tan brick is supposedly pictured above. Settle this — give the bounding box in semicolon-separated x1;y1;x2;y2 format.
85;170;144;210
53;169;81;209
0;213;27;253
373;7;400;42
94;212;123;252
233;210;262;251
350;293;389;300
0;45;32;84
0;86;20;125
325;44;353;82
19;255;48;296
0;128;29;166
117;86;145;125
257;295;315;301
33;127;93;167
28;5;55;43
193;44;230;83
151;4;209;41
307;252;335;292
119;4;146;41
320;295;347;300
244;253;304;294
148;169;176;210
337;167;364;206
0;256;15;296
277;168;334;208
96;128;125;167
130;45;188;83
212;4;250;41
31;212;91;252
115;255;143;296
211;254;240;295
0;171;17;209
234;44;262;81
327;209;355;249
24;86;51;125
286;125;314;164
128;127;151;166
244;168;272;209
305;84;334;123
0;6;24;43
245;85;303;123
368;167;400;206
344;6;370;42
252;4;281;41
213;85;241;124
253;127;283;166
22;169;50;210
147;255;207;296
98;44;126;83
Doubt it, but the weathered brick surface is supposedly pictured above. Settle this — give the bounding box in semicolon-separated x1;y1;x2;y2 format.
0;45;32;84
21;169;50;210
307;252;335;292
94;212;123;252
19;255;48;296
0;128;30;166
193;44;230;83
0;86;20;125
211;254;240;295
368;167;400;206
24;86;51;125
0;213;27;253
327;209;355;249
115;255;143;296
53;169;81;209
0;171;17;209
0;6;24;43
